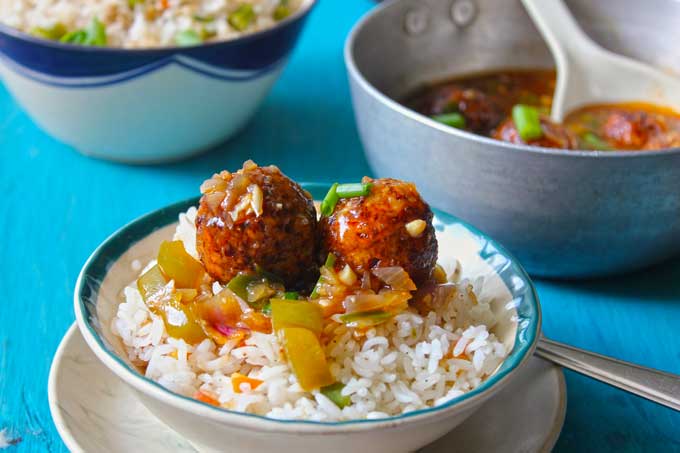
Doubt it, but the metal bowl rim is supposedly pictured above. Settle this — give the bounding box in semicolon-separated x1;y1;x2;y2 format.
344;0;680;159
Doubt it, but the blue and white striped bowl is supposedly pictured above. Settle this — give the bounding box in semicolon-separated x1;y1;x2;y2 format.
0;1;315;163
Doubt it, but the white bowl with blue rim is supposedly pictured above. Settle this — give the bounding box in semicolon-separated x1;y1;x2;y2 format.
74;183;541;453
0;1;315;163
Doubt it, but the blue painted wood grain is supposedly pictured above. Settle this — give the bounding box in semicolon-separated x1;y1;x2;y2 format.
0;1;678;451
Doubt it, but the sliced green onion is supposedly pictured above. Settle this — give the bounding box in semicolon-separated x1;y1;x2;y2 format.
339;310;393;325
324;253;336;269
581;132;612;151
321;382;351;408
175;29;202;46
512;104;543;141
200;27;217;40
336;183;372;198
273;5;291;21
31;22;67;41
262;302;272;316
310;253;336;299
431;112;466;129
59;17;106;46
320;183;339;217
60;29;88;44
321;182;372;217
86;17;107;46
128;0;145;8
283;291;299;300
193;14;215;22
228;4;256;31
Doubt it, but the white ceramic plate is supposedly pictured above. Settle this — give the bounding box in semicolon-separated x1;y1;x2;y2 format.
49;324;566;453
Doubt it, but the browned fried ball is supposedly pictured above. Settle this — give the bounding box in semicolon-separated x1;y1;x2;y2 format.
195;161;319;290
319;177;438;286
414;86;505;134
493;116;578;149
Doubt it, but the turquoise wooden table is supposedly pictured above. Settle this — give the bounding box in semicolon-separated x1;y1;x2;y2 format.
0;1;679;451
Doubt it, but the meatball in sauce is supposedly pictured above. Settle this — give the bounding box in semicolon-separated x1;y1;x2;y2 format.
195;161;320;290
319;177;438;286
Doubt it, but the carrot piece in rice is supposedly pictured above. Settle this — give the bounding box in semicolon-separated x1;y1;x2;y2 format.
231;373;264;393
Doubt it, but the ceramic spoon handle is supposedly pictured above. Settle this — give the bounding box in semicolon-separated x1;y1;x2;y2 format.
536;337;680;411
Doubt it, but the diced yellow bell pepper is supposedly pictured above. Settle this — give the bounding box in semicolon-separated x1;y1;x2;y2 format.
280;327;334;391
176;288;198;303
271;299;323;335
136;264;205;344
137;264;169;306
157;240;205;288
162;296;206;344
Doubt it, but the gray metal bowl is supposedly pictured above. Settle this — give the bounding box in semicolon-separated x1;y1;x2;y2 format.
345;0;680;278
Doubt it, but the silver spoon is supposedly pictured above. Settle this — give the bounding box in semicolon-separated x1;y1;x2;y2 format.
536;336;680;411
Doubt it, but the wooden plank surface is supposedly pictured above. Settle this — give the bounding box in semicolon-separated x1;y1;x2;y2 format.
0;1;678;451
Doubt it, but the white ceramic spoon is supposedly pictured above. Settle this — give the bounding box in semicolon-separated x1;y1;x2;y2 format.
521;0;680;122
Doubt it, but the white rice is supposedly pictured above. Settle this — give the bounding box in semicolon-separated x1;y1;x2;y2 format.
0;0;302;48
110;208;510;421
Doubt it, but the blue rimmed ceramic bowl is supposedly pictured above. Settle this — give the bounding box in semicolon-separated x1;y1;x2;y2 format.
0;1;315;163
74;183;540;453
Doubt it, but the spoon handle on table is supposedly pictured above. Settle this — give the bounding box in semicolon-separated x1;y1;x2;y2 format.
536;337;680;412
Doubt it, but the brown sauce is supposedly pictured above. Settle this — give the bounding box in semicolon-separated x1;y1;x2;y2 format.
404;69;680;151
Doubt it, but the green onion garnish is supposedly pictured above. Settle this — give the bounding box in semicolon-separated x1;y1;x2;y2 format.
283;291;299;300
321;382;351;408
581;132;612;151
431;112;466;129
339;310;393;324
512;104;543;142
321;182;372;217
175;29;202;46
87;17;107;46
31;22;67;41
193;14;215;22
324;253;336;269
320;183;339;217
335;183;372;198
228;4;256;31
60;17;106;45
60;29;88;44
262;302;272;316
273;5;291;21
200;27;217;40
310;253;336;299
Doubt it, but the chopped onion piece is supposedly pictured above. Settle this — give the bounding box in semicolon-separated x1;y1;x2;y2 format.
405;219;426;238
249;184;264;217
343;293;387;314
338;264;357;286
203;191;225;211
372;267;417;291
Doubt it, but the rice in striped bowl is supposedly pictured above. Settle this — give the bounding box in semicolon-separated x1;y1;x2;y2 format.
0;0;302;48
110;207;510;421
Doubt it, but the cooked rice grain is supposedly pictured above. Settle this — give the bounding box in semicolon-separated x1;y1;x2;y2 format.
0;0;303;48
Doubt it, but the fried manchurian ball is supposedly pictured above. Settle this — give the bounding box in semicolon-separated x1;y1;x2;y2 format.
195;161;319;290
493;116;578;149
414;86;505;134
319;177;438;286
